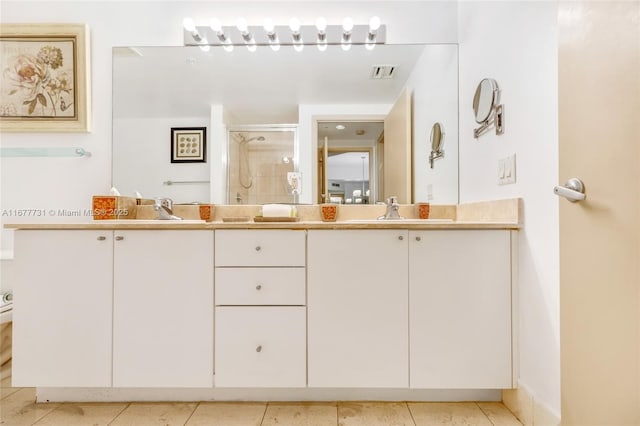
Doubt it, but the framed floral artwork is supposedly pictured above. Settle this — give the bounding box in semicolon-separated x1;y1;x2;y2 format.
171;127;206;163
0;23;91;132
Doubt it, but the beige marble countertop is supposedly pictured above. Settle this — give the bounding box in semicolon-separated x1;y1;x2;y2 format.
3;220;520;230
3;198;522;230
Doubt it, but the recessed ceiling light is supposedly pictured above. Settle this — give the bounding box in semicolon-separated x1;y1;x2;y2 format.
355;129;365;136
336;124;346;130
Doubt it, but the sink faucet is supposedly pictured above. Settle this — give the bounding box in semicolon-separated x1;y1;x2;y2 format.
379;196;404;220
153;197;183;220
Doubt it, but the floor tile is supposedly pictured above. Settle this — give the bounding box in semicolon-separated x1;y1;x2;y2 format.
477;402;523;425
408;402;492;426
338;402;414;426
109;402;198;426
0;384;22;401
33;402;129;425
0;388;60;426
186;402;266;426
262;402;338;426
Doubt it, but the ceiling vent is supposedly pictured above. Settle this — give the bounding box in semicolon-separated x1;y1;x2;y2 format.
370;65;396;79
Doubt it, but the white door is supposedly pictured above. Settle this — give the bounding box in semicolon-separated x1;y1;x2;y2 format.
558;2;640;423
409;230;512;389
12;230;113;387
307;229;408;388
384;88;412;203
113;230;214;387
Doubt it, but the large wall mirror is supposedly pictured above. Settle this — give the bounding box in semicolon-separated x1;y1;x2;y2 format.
112;43;459;205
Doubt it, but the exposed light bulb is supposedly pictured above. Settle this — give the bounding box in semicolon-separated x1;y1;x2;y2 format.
317;43;328;52
210;18;222;32
369;16;381;31
289;17;301;32
271;43;281;52
223;43;234;52
341;42;351;51
183;18;196;32
247;43;257;53
199;42;210;52
315;17;327;32
263;18;275;33
236;18;248;33
365;42;375;51
342;17;354;32
293;43;304;52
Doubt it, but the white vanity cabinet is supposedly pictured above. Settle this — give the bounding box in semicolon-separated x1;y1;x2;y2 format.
112;230;214;388
307;230;409;388
409;230;513;388
12;230;114;387
214;230;306;387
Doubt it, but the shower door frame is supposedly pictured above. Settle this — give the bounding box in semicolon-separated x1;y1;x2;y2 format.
226;124;299;205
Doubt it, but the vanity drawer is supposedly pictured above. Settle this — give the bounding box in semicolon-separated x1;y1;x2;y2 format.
216;268;305;306
215;307;306;387
215;230;306;267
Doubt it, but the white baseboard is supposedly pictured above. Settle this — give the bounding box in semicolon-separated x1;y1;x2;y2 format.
502;384;560;426
37;387;501;403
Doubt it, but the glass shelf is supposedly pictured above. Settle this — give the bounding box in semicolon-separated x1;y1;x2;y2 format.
0;147;91;158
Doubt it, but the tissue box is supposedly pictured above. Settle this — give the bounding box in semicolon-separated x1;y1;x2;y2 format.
92;196;137;220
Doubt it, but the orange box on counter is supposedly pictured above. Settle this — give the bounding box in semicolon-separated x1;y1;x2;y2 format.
92;196;137;220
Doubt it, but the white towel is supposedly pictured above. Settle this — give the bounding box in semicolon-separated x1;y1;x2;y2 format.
262;204;294;218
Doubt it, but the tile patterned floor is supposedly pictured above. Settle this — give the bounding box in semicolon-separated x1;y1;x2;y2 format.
1;364;523;426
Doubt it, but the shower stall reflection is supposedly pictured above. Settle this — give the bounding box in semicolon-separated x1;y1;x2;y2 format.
228;128;297;204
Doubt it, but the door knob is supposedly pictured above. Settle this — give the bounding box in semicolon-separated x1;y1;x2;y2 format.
554;178;586;202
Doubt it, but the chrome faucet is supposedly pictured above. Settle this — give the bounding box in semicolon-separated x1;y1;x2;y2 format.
153;197;183;220
379;196;404;220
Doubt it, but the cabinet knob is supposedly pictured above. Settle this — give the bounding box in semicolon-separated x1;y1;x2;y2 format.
115;236;124;241
415;236;421;242
256;345;262;353
398;236;404;241
255;246;261;252
97;236;106;241
256;284;262;290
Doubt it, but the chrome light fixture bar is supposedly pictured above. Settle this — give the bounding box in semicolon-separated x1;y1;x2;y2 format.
183;18;386;48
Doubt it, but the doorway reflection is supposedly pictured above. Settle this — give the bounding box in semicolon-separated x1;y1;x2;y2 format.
318;121;384;204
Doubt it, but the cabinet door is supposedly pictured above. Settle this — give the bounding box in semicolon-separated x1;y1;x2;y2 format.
307;230;408;388
409;230;512;388
215;307;306;387
12;230;113;387
113;230;214;387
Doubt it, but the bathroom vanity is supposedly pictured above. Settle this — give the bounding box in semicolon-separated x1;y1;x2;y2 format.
6;200;520;402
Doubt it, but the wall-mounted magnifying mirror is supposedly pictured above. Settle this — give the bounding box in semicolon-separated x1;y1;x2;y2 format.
472;78;504;138
429;122;444;169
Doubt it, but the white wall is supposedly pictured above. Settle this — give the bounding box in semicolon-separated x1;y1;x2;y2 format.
458;1;560;418
405;44;458;204
113;117;210;203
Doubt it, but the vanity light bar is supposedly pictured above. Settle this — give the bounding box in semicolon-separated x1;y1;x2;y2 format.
182;19;386;48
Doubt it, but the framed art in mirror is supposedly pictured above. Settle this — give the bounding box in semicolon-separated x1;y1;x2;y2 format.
0;23;91;132
171;127;206;163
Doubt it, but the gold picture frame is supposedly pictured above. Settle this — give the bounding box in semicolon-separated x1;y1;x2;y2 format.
0;23;91;132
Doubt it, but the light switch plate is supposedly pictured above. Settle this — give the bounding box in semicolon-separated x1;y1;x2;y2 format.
498;154;516;185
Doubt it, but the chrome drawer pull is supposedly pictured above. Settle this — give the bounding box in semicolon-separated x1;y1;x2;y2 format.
398;236;404;241
255;246;261;252
115;236;124;241
415;236;421;241
256;345;262;353
97;236;106;241
256;284;262;290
